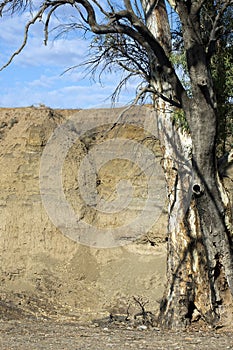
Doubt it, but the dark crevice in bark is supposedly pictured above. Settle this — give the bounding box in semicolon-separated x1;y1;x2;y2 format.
184;301;196;322
160;213;200;326
159;240;221;327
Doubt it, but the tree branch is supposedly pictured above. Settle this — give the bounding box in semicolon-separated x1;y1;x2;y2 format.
44;4;62;45
191;0;207;15
106;85;151;133
0;0;188;107
147;86;182;108
0;4;48;71
207;0;233;58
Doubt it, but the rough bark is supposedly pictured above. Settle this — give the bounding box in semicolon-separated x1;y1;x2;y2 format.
141;0;233;328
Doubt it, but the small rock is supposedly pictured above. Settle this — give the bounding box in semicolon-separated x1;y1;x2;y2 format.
9;118;18;129
0;122;7;129
152;327;160;331
137;325;147;331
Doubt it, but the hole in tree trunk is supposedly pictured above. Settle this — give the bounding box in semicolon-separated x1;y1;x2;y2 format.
185;301;196;321
192;183;203;196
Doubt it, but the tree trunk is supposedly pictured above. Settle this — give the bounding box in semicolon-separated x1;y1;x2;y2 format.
141;0;233;328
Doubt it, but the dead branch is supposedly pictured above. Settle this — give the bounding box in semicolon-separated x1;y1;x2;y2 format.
0;4;47;71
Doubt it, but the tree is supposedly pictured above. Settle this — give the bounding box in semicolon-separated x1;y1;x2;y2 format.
210;5;233;155
0;0;232;329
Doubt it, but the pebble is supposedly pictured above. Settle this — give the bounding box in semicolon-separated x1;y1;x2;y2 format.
137;325;147;331
0;320;232;349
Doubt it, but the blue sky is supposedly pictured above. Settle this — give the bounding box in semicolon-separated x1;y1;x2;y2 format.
0;8;140;109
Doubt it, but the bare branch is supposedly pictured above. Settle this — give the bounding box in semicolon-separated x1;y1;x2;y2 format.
0;4;47;71
133;0;144;20
207;0;233;58
147;86;182;108
44;4;61;45
0;0;188;107
166;0;178;13
0;0;11;16
91;0;109;17
105;85;151;134
106;0;114;14
123;0;134;13
110;71;138;102
117;61;144;75
51;22;90;39
0;0;31;16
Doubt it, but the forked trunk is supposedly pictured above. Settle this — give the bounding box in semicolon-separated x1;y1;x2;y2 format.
141;0;233;328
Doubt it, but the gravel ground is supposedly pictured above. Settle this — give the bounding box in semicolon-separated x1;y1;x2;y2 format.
0;319;233;350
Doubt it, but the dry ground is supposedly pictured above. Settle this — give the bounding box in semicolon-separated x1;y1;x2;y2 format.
0;318;233;350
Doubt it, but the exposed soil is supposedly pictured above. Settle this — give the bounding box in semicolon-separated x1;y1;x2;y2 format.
0;318;233;350
0;105;167;325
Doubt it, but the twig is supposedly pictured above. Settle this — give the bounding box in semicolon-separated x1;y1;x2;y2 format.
0;5;48;71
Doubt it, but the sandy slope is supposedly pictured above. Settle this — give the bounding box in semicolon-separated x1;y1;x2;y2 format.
0;106;168;322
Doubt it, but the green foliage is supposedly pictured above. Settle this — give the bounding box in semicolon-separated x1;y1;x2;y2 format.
172;109;189;133
210;7;233;154
169;52;192;97
171;3;233;150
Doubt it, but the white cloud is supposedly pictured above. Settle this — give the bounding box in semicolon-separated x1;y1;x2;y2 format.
0;67;139;109
0;10;89;69
0;7;141;109
28;74;59;88
7;37;88;68
0;13;29;42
